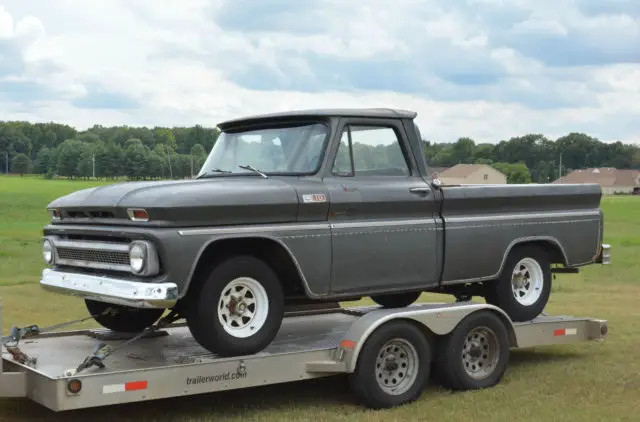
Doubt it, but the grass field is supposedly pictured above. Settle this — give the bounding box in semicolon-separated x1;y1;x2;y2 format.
0;175;639;421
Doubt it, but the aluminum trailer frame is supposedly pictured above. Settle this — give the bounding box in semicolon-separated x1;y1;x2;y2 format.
0;298;608;412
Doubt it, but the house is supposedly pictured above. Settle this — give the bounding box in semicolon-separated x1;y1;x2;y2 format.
552;168;640;195
427;166;448;178
434;164;507;185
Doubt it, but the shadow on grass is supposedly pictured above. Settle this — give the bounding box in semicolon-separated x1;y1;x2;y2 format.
0;348;589;422
507;348;585;367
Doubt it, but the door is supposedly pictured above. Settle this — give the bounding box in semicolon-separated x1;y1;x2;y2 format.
323;119;441;294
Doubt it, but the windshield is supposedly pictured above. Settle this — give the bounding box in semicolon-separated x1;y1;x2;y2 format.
197;122;329;177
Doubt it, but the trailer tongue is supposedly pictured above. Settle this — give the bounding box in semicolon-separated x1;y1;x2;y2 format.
1;298;608;412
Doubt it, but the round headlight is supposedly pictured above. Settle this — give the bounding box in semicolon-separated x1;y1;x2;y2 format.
43;239;54;264
129;243;146;273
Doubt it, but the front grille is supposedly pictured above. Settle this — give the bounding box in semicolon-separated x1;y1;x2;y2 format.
65;210;117;219
51;238;132;272
56;247;130;266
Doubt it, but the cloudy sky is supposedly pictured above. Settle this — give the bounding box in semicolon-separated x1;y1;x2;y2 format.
0;0;638;144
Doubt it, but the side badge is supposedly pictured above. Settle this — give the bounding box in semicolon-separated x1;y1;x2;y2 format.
302;193;327;203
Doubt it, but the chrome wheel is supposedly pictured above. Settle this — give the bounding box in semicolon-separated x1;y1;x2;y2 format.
375;338;419;396
217;276;269;338
462;326;500;380
511;257;544;306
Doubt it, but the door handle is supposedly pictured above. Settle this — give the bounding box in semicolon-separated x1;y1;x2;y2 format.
409;187;431;195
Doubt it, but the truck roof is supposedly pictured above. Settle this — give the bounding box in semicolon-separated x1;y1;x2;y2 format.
217;108;418;131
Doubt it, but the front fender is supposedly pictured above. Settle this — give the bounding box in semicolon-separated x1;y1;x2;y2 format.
177;224;333;299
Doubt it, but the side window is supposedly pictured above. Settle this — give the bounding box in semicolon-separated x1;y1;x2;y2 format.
331;125;410;176
332;130;353;176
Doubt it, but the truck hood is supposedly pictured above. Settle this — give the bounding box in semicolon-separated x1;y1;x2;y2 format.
47;177;302;227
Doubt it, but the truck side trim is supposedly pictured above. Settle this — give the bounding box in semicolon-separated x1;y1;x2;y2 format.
177;222;330;236
177;218;439;237
444;209;600;223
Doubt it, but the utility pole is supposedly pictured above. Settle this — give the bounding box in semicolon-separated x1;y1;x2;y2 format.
5;152;7;174
92;154;95;178
559;153;563;181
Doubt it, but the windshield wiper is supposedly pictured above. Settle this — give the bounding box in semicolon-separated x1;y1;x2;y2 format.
196;168;232;179
238;164;268;179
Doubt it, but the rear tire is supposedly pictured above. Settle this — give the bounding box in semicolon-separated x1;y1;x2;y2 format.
484;244;552;322
85;299;164;333
371;291;421;308
185;255;284;357
348;320;431;409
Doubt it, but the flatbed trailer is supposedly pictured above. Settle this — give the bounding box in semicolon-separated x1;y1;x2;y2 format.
0;298;608;412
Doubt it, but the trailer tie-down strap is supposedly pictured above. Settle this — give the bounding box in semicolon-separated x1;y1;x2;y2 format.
1;308;120;368
74;310;180;375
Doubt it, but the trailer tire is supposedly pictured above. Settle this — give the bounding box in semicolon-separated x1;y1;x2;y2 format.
484;244;552;322
371;291;421;308
348;320;431;409
185;255;284;357
85;299;164;333
434;310;509;391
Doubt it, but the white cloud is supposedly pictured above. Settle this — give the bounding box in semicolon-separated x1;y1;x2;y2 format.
0;0;638;144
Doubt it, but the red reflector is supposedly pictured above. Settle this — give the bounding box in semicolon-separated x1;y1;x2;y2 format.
340;340;356;349
553;329;565;336
125;381;148;391
132;210;148;219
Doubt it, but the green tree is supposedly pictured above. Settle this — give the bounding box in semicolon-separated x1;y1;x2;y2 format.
124;139;149;180
146;152;166;179
33;147;53;174
12;153;30;176
492;162;532;184
56;139;86;178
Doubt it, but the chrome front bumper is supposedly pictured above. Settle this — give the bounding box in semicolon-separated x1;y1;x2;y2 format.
40;268;179;309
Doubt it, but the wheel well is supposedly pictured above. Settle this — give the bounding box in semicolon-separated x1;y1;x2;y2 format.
185;237;307;300
487;310;519;347
402;311;518;349
509;239;567;265
402;317;437;346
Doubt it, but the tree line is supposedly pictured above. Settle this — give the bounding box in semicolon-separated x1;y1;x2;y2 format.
425;133;639;183
1;121;639;183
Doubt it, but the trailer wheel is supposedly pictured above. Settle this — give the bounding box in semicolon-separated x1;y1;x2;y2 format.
186;255;284;357
85;299;164;333
484;244;552;322
348;320;431;409
434;310;509;391
371;291;421;308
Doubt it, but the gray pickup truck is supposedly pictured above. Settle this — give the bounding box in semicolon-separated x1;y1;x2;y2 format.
39;108;610;357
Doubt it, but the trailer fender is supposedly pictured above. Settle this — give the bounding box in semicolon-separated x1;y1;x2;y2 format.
338;303;518;373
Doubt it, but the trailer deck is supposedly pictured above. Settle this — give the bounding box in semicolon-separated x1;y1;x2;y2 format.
1;299;608;412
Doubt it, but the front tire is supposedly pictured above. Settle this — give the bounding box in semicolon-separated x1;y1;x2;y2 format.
348;320;431;409
484;244;552;322
85;299;164;333
186;255;284;357
371;291;421;308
